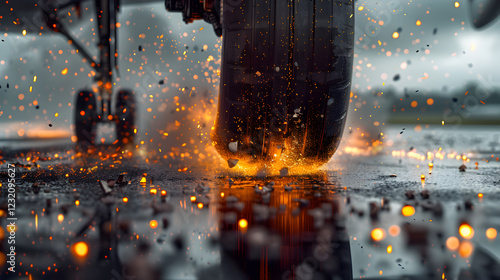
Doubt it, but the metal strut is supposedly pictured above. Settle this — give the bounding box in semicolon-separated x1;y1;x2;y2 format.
42;0;119;121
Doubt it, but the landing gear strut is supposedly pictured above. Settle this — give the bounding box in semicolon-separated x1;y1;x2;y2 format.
42;0;137;152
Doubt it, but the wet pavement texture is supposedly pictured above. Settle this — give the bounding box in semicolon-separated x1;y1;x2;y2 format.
1;126;500;280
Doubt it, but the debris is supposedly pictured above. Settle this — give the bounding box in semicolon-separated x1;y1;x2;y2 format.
107;179;116;188
390;174;397;177
99;180;112;195
227;158;239;168
459;164;467;172
284;185;293;191
116;174;127;185
228;141;238;153
279;167;288;177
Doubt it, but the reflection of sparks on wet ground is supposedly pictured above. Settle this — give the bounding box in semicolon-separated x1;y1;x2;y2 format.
1;127;500;279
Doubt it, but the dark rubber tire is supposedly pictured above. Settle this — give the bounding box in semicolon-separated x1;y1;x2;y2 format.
74;90;97;150
115;89;137;147
212;0;355;169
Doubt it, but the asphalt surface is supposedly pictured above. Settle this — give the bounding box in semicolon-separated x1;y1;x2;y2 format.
1;126;500;280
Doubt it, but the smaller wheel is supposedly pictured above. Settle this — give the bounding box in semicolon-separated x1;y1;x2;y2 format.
115;89;137;148
74;90;97;151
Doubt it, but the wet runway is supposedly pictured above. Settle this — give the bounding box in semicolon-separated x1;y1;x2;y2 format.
1;126;499;280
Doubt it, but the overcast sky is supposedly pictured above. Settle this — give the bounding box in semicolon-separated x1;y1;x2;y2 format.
0;0;499;138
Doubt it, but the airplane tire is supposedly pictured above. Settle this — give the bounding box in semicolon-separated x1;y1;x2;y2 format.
212;0;355;169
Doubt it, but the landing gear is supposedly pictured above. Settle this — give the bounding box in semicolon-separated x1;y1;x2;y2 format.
73;89;137;152
74;90;97;152
115;89;137;148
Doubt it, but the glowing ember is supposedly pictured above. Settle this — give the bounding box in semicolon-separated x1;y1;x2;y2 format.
454;2;460;8
197;202;204;209
459;223;474;239
72;242;89;258
238;219;248;229
57;214;64;223
388;225;401;236
122;197;128;203
459;241;473;258
387;245;393;254
190;196;196;202
149;220;158;229
486;228;497;240
446;236;460;251
401;205;415;217
371;228;386;241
